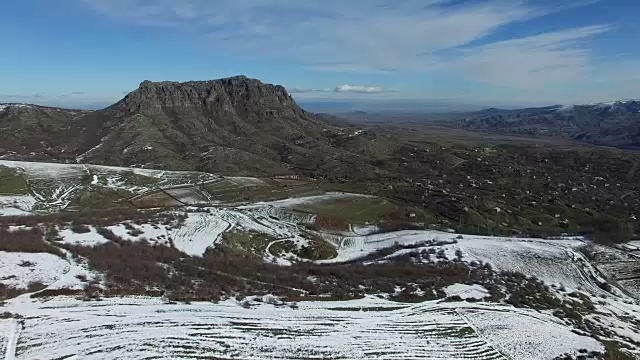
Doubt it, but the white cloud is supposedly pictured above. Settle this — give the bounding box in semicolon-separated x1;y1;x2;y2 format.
334;85;385;93
445;25;611;88
83;0;611;89
286;87;314;94
287;85;387;94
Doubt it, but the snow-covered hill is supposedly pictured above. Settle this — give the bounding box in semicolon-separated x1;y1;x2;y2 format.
2;162;640;359
0;296;604;360
2;208;640;359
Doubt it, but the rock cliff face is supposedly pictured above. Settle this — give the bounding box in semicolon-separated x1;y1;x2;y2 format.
114;76;302;117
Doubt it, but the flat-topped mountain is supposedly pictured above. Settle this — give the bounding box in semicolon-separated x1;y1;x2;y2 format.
125;76;300;114
70;76;337;174
0;76;367;176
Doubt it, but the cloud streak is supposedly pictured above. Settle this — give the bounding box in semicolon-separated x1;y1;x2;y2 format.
288;85;388;94
334;85;386;93
83;0;610;89
445;25;612;88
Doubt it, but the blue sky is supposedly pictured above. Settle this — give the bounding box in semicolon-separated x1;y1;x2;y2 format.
1;0;639;109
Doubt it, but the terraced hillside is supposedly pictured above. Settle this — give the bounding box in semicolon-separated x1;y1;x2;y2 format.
2;161;640;359
2;228;639;360
0;297;604;360
0;160;220;213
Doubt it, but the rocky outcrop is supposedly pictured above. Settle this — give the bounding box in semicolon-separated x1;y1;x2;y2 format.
114;76;304;118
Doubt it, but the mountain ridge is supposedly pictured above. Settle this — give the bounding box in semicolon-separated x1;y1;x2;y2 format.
452;100;640;148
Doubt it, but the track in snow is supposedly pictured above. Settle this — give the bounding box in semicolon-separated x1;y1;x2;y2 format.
9;298;507;360
170;212;231;256
1;320;19;360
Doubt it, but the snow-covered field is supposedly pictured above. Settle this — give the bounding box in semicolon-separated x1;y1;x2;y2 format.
0;252;67;289
1;212;632;358
0;319;19;360
41;202;624;293
242;192;374;209
1;214;640;358
58;227;111;247
170;211;230;256
0;160;220;212
49;205;310;257
460;304;602;360
0;196;36;216
321;230;603;292
2;160;640;358
0;296;604;360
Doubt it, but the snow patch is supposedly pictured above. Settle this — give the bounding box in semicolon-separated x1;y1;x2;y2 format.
0;252;67;289
226;177;268;187
444;283;489;300
462;307;603;360
242;192;374;209
107;224;170;245
0;195;36;216
58;227;110;247
0;104;31;112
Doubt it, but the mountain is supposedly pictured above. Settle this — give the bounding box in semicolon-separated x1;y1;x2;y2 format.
453;100;640;148
0;104;90;161
0;76;371;176
70;76;345;175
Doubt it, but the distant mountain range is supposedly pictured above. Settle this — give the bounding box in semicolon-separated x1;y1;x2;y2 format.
451;100;640;149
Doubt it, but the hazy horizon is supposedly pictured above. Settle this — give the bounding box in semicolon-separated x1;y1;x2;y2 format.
2;1;639;110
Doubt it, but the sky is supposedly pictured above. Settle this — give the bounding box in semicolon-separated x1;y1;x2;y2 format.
1;0;639;110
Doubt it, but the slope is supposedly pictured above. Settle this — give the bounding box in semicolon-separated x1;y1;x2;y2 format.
69;76;346;175
0;104;90;162
452;100;640;148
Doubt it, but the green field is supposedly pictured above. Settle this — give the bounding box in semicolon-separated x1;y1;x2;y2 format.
0;166;29;195
204;178;324;203
218;230;278;257
269;237;337;261
290;195;432;228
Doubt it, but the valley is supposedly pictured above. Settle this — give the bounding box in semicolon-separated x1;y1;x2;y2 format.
1;78;640;360
3;0;640;356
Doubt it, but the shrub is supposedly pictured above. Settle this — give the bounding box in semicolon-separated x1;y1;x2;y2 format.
95;227;126;245
592;216;634;244
30;288;83;298
0;284;23;300
597;281;613;293
0;228;64;257
70;224;91;234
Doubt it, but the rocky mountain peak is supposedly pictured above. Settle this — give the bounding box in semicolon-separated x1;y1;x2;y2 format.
114;75;299;117
0;76;345;175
